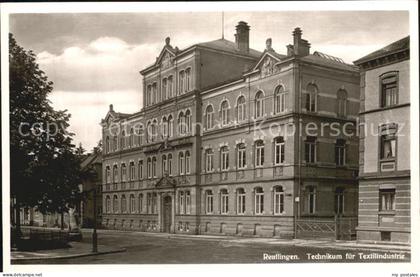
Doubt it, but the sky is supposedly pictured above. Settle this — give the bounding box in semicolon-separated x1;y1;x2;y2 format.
9;11;409;151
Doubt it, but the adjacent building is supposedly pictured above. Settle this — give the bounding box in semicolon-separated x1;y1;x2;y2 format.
101;22;360;238
354;36;410;243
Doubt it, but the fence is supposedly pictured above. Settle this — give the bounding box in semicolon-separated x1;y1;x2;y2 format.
295;216;357;240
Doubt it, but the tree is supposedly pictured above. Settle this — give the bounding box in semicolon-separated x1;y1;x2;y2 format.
9;33;83;234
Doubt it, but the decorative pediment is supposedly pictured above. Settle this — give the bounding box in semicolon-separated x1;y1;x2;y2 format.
252;52;282;78
155;37;176;69
155;174;177;188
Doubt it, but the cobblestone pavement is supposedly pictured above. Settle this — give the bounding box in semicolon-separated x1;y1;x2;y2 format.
14;229;410;264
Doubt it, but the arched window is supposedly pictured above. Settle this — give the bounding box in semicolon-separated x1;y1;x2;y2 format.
337;89;347;117
305;84;317;112
162;154;167;174
120;130;126;150
146;193;152;213
105;136;110;153
168;115;174;137
137;125;143;146
147;85;152;106
179;70;185;94
152;156;157;178
205;149;214;172
129;161;135;181
105;166;111;184
152;82;157;104
274;85;286;114
179;152;184;175
106;196;111;213
220;189;229;214
138;160;143;180
273;186;285;214
220;100;229;125
236;188;246;214
112;165;119;183
255;140;265;167
147;157;152;178
178;112;185;135
205;190;214;214
121;195;127;213
185;68;191;92
220;146;229;171
237;96;246;122
179;191;185;214
185;110;192;133
168;75;173;98
113;136;118;152
168;154;173;176
121;163;127;182
130;194;136;214
254;187;264;215
162;116;168;138
255;90;265;118
162;78;167;100
113;195;119;213
152;119;158;142
185;151;190;174
129;128;134;148
237;143;246;169
185;191;191;214
138;193;143;213
274;137;285;165
147;121;152;142
205;105;214;129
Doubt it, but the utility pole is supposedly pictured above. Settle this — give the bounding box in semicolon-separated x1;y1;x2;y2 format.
92;186;98;253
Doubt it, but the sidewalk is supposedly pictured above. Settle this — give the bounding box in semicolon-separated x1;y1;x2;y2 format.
82;228;410;253
11;241;126;262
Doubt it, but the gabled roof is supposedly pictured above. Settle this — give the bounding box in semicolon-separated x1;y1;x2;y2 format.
197;38;262;59
251;50;286;72
102;107;131;125
81;152;102;169
354;36;410;65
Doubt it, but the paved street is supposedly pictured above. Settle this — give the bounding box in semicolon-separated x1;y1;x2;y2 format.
13;229;410;264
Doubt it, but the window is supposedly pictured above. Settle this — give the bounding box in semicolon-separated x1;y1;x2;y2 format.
106;196;111;213
147;122;152;142
168;154;173;176
255;91;265;118
120;131;126;150
113;165;119;183
105;136;110;153
179;191;185;214
152;82;157;104
138;160;143;180
185;191;191;214
152;119;158;142
274;137;285;165
147;85;152;106
147;158;152;179
274;85;286;114
273;186;285;214
255;140;265;167
113;136;118;152
137;126;144;146
129;128;134;148
205;149;214;172
185;110;192;133
162;155;167;174
237;96;246;122
168;75;173;98
380;189;396;211
179;152;184;175
121;195;127;213
162;78;167;100
381;72;398;107
220;189;229;214
205;105;214;129
307;186;316;214
113;195;119;213
254;187;264;215
237;188;245;214
221;100;229;125
237;143;246;169
168;115;174;137
130;194;136;213
179;70;185;94
305;84;317;112
162;117;168;138
185;151;190;174
106;166;111;184
335;188;344;215
337;89;347;117
221;146;229;171
185;68;191;92
178;112;185;135
129;162;135;181
138;194;143;213
152;193;157;214
152;156;157;178
335;139;346;166
205;190;214;214
147;193;152;213
380;134;396;160
305;136;317;163
121;163;127;182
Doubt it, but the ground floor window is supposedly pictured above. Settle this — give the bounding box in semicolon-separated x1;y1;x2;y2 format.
307;186;316;214
335;188;344;215
237;188;245;214
254;187;264;215
273;186;285;214
205;191;214;214
380;188;396;211
220;189;229;214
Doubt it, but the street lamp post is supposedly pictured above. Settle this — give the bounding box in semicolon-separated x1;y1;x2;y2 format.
92;187;98;253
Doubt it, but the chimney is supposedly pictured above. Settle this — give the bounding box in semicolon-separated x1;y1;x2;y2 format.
235;21;250;53
109;104;114;112
288;27;310;57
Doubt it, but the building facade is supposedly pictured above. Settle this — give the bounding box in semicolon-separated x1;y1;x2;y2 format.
354;37;410;243
101;22;360;238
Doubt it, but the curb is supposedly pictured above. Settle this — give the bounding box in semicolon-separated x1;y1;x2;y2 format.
11;247;126;262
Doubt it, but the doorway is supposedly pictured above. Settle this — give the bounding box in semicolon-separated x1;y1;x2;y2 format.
162;196;172;233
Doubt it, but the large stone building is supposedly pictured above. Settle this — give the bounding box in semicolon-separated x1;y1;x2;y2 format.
354;36;410;243
101;22;360;238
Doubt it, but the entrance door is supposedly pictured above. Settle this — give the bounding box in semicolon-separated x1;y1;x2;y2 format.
163;196;172;233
